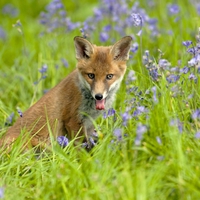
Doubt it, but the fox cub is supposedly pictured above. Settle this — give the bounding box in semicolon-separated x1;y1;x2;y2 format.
1;36;132;150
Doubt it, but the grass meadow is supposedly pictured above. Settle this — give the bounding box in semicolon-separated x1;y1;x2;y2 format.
1;0;200;199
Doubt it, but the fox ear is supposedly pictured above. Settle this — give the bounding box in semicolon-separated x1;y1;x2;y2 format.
74;36;94;60
110;36;132;61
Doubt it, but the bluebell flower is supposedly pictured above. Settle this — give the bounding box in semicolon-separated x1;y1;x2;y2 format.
108;108;115;117
170;118;183;133
0;187;4;199
80;28;87;39
17;108;23;117
158;59;171;70
170;67;179;73
126;70;136;83
149;67;159;81
2;4;19;17
156;136;162;145
133;106;148;117
93;8;103;22
114;128;122;141
0;26;6;40
180;66;190;74
192;109;200;120
188;73;197;81
195;132;200;139
197;67;200;74
166;74;180;83
40;0;80;34
182;41;192;48
135;124;147;146
130;42;139;53
57;136;68;148
61;58;68;68
151;86;158;103
188;57;198;67
103;108;115;119
187;46;198;56
89;137;96;146
131;13;143;27
103;25;111;32
100;32;109;42
122;112;130;126
197;4;200;15
6;112;14;125
168;4;180;15
39;64;48;74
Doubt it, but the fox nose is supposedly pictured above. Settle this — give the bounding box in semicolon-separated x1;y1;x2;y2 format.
95;93;103;100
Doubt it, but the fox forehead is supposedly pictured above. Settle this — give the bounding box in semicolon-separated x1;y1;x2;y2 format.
77;46;126;74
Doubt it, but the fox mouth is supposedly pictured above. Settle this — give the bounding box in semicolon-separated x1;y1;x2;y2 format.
95;98;106;110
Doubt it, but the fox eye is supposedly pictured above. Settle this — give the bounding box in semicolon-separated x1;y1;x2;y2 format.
106;74;114;80
88;73;95;79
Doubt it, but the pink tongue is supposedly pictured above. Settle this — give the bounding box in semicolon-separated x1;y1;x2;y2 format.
95;99;105;110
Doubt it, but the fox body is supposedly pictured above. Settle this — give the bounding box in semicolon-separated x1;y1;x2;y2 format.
0;36;132;149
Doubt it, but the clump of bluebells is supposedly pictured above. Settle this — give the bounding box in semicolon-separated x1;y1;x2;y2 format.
39;0;80;34
81;0;158;43
114;27;200;147
34;64;48;85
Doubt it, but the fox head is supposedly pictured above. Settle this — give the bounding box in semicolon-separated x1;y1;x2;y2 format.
74;36;132;110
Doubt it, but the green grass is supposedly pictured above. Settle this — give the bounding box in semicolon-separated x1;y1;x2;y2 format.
1;0;200;199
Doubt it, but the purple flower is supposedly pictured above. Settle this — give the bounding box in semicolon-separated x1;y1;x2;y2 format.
197;67;200;74
195;3;200;15
151;86;158;103
182;41;192;48
0;187;4;199
189;73;197;81
135;124;147;146
180;66;190;74
0;26;6;40
170;118;183;133
89;137;96;147
149;67;159;81
80;28;87;39
57;136;68;148
103;108;115;119
168;4;180;15
6;112;14;125
17;108;23;117
192;109;200;120
130;42;139;53
40;0;80;34
158;59;171;70
108;108;115;117
126;70;136;83
187;46;197;55
131;13;143;35
100;32;109;42
133;106;148;117
39;64;48;74
103;25;111;32
188;57;198;67
195;132;200;139
2;4;19;17
131;6;144;24
93;8;103;21
166;74;180;83
61;58;68;68
156;136;162;145
122;112;130;126
114;128;122;141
